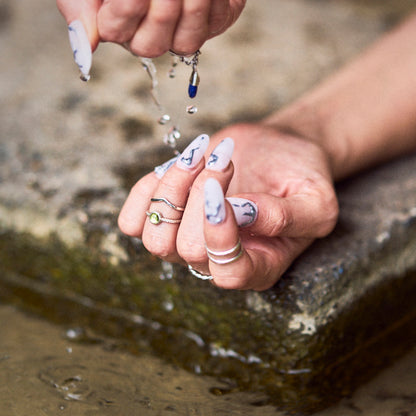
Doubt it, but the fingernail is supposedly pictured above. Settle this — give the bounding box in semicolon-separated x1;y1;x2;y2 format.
204;178;226;225
154;155;179;178
206;137;234;171
68;20;92;81
227;197;258;227
176;134;210;170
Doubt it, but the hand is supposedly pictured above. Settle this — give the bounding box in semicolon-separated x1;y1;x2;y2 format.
118;123;339;291
57;0;247;57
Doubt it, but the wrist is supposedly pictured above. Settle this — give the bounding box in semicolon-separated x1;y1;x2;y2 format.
263;96;350;182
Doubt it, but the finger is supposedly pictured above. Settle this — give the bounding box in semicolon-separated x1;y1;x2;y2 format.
170;0;211;55
57;0;101;51
142;134;210;261
203;177;254;289
97;0;150;45
129;0;183;57
118;171;161;237
203;179;313;290
207;0;246;39
177;137;235;269
228;186;339;239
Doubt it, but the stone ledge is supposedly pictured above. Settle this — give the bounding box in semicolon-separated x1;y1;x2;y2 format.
1;154;416;412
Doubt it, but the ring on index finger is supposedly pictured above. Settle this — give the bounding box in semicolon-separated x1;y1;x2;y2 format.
151;197;185;212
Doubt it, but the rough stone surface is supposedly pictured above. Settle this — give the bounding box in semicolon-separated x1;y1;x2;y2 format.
1;0;416;412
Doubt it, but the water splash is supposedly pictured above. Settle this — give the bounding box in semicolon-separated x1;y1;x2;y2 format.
141;58;162;109
158;114;171;125
163;126;181;148
186;105;198;114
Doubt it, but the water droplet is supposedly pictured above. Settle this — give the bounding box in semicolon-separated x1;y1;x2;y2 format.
186;105;198;114
158;114;171;125
65;328;85;340
163;126;181;148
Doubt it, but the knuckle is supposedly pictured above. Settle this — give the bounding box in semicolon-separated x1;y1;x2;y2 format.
152;10;176;25
177;240;206;264
171;36;205;56
117;213;139;236
111;2;144;19
267;205;291;236
142;234;173;258
130;42;169;58
316;190;339;237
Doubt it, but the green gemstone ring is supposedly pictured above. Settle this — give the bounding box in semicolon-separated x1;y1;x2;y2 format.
146;211;182;225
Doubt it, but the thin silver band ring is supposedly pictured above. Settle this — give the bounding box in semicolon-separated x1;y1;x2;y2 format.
188;265;213;280
207;248;244;265
205;240;241;257
206;238;244;265
146;211;181;225
150;197;185;212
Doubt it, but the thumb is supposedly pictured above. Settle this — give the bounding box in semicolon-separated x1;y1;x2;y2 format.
228;189;339;239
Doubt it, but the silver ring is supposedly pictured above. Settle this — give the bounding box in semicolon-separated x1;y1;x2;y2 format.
188;265;213;280
151;197;185;212
207;249;243;265
205;240;241;257
206;238;244;265
146;211;181;225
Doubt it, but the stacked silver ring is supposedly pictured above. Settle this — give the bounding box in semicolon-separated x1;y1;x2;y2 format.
206;239;243;265
146;197;185;225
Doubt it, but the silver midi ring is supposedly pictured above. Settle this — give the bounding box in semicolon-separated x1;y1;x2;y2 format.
151;197;185;212
146;211;181;225
188;265;213;280
206;239;244;265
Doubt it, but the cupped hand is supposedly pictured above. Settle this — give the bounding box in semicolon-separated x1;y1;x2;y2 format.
57;0;247;57
118;123;339;291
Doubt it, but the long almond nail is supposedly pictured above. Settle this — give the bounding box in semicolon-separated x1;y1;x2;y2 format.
204;178;226;225
68;20;92;81
206;137;234;171
227;197;258;227
176;134;210;170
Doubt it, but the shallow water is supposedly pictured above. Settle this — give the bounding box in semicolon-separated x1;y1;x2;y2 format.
1;303;416;416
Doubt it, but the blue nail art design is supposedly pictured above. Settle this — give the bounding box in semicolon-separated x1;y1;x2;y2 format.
176;134;209;170
204;178;226;224
227;197;258;227
68;20;92;82
205;201;223;224
206;137;234;172
180;146;199;166
207;153;218;166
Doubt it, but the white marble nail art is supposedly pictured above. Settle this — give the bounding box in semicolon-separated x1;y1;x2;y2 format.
154;155;179;178
204;178;226;225
176;134;210;170
206;137;234;171
68;20;92;81
227;197;258;227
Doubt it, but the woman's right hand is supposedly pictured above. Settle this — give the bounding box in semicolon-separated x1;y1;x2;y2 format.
57;0;247;57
